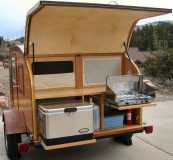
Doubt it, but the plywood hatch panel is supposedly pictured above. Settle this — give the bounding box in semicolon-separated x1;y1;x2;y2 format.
25;1;171;55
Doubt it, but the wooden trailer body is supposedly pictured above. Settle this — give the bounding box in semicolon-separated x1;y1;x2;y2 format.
3;1;171;158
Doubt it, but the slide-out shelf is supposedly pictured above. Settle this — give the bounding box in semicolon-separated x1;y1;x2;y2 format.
110;103;156;110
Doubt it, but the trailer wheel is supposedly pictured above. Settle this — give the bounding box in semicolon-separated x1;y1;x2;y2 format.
4;126;21;160
113;134;133;146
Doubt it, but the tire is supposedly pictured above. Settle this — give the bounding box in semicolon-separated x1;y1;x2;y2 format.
4;126;21;160
113;134;133;146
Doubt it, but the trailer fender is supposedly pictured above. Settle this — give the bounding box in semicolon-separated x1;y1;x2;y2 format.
3;109;27;135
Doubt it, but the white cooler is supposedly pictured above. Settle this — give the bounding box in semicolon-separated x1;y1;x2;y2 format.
38;102;94;141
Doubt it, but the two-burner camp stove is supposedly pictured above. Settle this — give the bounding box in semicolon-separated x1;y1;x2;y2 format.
106;75;154;106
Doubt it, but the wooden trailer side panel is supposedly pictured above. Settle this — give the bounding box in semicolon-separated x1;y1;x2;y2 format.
17;50;33;133
10;47;33;133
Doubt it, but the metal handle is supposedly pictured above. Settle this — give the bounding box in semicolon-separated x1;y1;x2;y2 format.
13;85;19;88
64;107;77;113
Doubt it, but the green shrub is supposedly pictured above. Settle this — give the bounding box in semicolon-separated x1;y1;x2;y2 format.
143;48;173;80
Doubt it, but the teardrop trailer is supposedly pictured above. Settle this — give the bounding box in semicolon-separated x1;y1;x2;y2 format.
2;1;172;159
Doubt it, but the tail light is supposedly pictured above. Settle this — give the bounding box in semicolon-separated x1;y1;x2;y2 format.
126;109;132;125
18;143;29;153
144;125;153;134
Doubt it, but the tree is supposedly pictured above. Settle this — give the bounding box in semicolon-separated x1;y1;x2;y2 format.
152;27;159;50
167;24;173;48
15;37;24;44
130;22;173;51
0;36;4;46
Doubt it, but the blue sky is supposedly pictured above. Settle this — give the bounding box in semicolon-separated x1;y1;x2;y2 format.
0;0;172;39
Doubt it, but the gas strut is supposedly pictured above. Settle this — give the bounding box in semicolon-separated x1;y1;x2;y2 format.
123;42;134;66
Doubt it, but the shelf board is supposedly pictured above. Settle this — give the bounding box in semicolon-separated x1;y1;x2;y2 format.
110;103;156;110
35;86;106;99
94;125;143;138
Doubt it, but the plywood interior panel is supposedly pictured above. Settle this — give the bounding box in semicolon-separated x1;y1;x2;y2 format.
83;56;121;86
34;73;75;90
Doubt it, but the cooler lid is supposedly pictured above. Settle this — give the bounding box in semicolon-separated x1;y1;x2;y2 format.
39;101;93;113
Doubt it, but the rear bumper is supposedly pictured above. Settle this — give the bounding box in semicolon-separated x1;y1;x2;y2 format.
94;125;153;139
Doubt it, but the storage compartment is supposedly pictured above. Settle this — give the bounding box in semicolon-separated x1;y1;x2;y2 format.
33;60;75;90
38;101;94;140
104;109;124;129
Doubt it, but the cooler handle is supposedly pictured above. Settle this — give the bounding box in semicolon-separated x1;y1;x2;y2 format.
64;107;77;113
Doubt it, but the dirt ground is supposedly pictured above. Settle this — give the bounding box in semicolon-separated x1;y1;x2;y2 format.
0;67;9;110
0;68;9;95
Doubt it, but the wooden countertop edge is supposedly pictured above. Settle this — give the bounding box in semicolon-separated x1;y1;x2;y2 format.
35;86;106;99
110;103;156;110
41;139;96;150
